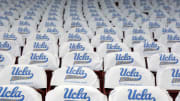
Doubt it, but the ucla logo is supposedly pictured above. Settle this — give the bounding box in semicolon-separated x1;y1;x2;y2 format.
104;28;116;34
149;22;160;28
24;16;33;20
96;22;107;27
18;27;30;34
33;42;48;51
162;28;175;33
64;88;90;101
26;11;35;16
142;18;149;23
69;43;85;52
116;53;134;65
30;53;48;64
100;35;114;43
68;34;81;41
0;86;24;101
36;34;49;41
9;7;17;11
0;41;11;51
156;12;165;18
45;22;56;27
133;29;145;34
48;17;57;21
106;43;122;53
167;18;176;24
167;35;180;43
132;35;145;43
3;33;17;40
118;17;126;22
143;6;151;11
123;21;133;27
74;53;92;64
75;28;87;34
95;17;104;21
119;68;142;82
112;13;121;18
144;41;160;51
65;66;87;80
171;69;180;83
0;21;3;26
90;9;96;12
47;28;59;34
4;11;13;16
19;21;30;26
92;13;99;17
48;12;58;16
71;22;82;27
160;54;179;65
72;17;81;21
10;67;33;81
128;89;156;101
176;22;180;28
0;55;4;62
0;16;8;21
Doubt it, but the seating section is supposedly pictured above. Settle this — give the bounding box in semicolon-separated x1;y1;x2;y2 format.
1;0;180;101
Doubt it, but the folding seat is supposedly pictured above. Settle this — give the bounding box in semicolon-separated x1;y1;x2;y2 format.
105;66;155;94
46;85;107;101
91;34;120;48
96;27;123;40
88;20;112;32
149;8;169;22
124;28;153;48
109;86;172;101
0;65;47;100
60;33;89;44
148;53;180;72
19;51;59;71
21;9;42;23
50;66;100;90
3;10;19;24
40;26;64;40
135;15;150;25
142;21;162;39
0;85;42;101
0;32;24;47
157;66;180;101
10;25;37;39
172;43;180;55
154;27;179;41
0;19;9;32
104;52;145;71
134;40;168;58
62;51;102;71
14;19;37;30
0;40;21;57
0;51;15;70
166;17;177;25
23;40;58;57
112;17;138;32
27;33;58;45
64;21;88;32
158;30;180;48
68;27;94;39
157;66;180;90
59;41;93;58
169;21;180;31
38;21;63;32
97;42;130;58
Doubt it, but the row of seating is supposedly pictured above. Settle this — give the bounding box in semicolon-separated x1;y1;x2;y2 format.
0;0;180;100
